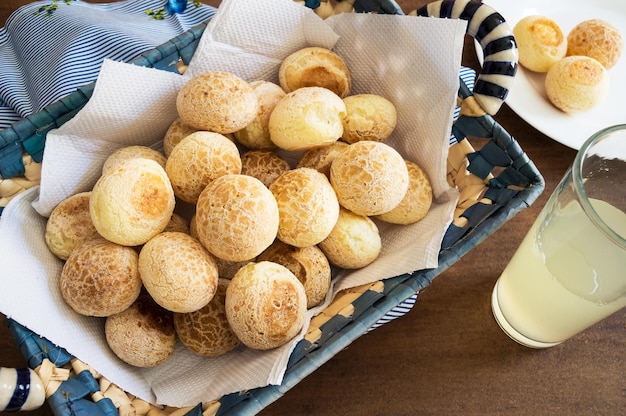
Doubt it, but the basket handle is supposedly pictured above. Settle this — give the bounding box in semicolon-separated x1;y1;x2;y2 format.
411;0;518;115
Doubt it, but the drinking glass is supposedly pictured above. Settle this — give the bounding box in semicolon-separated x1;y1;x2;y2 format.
491;124;626;348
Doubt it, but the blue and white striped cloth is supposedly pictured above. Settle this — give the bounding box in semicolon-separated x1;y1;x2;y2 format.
0;0;217;129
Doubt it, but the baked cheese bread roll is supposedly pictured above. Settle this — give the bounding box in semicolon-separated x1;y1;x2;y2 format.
233;80;286;150
60;237;142;317
567;19;623;69
270;167;339;247
279;46;351;98
139;232;219;313
319;207;381;269
545;55;609;112
105;294;176;367
195;174;279;262
45;191;99;260
225;261;307;350
514;15;567;72
240;149;291;188
341;94;397;143
376;160;432;225
269;86;346;151
165;131;242;204
176;71;258;134
174;278;240;357
90;158;175;247
257;240;331;309
101;145;166;176
330;140;408;216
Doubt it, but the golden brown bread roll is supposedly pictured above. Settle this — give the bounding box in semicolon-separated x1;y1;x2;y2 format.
174;278;240;357
268;86;346;151
296;141;349;179
90;158;175;247
269;167;340;247
60;237;142;317
278;46;351;98
163;118;197;158
567;19;623;69
195;174;279;262
376;160;433;225
165;131;242;204
45;191;99;260
330;140;409;216
341;94;397;143
139;232;219;313
162;212;190;234
514;15;567;72
105;294;176;367
101;146;166;176
545;55;609;112
257;240;331;309
319;207;381;269
233;80;286;150
225;261;307;350
240;149;291;188
176;71;259;134
214;257;251;280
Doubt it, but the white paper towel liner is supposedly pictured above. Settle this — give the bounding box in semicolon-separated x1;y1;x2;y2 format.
0;0;467;407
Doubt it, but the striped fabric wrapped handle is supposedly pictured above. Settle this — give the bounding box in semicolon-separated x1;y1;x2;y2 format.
411;0;518;115
0;367;45;412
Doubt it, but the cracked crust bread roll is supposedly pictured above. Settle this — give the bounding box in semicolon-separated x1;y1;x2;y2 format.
60;237;142;317
545;55;609;112
567;19;623;70
341;94;397;143
105;294;176;368
319;207;381;269
278;46;351;98
45;191;99;260
233;80;286;150
139;232;219;313
269;167;340;247
514;15;567;72
162;212;190;234
163;118;197;158
376;160;433;225
174;278;240;357
90;158;175;247
296;141;349;179
195;174;279;262
240;149;291;188
257;240;331;309
101;145;166;176
225;261;307;350
269;86;346;151
176;71;259;134
330;140;409;216
165;131;242;204
214;257;251;280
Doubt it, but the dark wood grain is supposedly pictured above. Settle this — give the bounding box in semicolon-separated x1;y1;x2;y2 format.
1;1;624;415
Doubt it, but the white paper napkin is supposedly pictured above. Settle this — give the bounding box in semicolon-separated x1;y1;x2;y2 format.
0;0;467;408
32;60;187;217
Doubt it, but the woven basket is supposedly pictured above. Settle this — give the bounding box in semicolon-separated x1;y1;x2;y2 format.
0;1;543;415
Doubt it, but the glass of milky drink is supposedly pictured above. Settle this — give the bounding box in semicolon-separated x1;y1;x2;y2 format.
492;124;626;348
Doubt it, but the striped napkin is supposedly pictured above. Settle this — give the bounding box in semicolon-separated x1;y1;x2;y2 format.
0;0;216;129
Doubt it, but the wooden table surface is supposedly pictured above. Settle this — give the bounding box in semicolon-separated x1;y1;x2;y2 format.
1;1;624;415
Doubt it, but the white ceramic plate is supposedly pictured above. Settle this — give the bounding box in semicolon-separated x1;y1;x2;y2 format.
477;0;626;149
